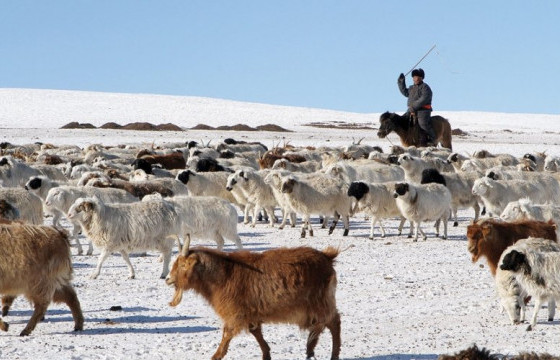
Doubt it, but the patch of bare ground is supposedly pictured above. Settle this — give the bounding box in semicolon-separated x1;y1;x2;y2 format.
60;122;96;129
451;128;469;136
190;123;291;132
62;122;184;131
303;121;374;130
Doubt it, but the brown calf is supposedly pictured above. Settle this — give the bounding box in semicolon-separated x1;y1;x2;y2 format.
466;218;557;276
0;223;84;335
167;246;341;360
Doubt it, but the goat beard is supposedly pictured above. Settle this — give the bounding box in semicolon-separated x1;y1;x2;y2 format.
169;288;184;307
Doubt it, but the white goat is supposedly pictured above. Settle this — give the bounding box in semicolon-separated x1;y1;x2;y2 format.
500;237;560;330
280;173;352;238
495;237;560;326
175;170;238;204
323;160;404;184
501;198;560;238
472;177;555;217
263;170;297;229
393;182;452;242
67;197;181;279
44;185;138;255
0;187;43;225
347;181;410;239
143;194;242;250
225;169;278;227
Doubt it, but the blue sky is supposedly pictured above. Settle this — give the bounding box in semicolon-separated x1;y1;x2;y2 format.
2;1;559;114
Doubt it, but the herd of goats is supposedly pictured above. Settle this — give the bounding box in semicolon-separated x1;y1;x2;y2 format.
2;137;560;359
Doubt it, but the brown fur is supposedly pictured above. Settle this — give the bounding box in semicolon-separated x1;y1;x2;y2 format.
258;151;307;169
466;218;557;276
89;178;173;199
43;154;64;165
139;152;186;170
0;200;18;221
438;344;498;360
377;111;453;150
166;246;341;360
0;223;83;335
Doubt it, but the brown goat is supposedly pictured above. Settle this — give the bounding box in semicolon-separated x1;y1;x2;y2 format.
139;152;186;170
257;151;307;169
89;178;174;199
466;218;557;276
166;246;341;360
0;223;84;335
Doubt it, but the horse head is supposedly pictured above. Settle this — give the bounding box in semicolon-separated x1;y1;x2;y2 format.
377;111;397;138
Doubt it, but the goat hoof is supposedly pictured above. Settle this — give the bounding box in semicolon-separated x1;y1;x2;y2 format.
301;233;306;238
309;230;314;237
526;325;533;331
549;318;554;322
0;322;8;332
453;221;458;227
343;229;349;236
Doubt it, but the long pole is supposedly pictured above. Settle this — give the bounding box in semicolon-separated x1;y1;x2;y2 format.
404;44;436;76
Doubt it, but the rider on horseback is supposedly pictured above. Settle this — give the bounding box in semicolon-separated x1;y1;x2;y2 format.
398;69;436;147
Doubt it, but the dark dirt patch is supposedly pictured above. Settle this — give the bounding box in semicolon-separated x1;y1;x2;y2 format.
100;122;123;129
156;123;184;131
61;122;96;129
216;124;257;131
256;124;292;132
191;124;215;130
303;121;375;130
451;128;469;136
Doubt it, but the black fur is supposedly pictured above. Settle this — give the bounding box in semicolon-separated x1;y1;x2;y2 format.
196;158;227;172
219;150;236;159
500;250;527;272
486;171;498;180
187;141;198;149
394;183;409;197
524;153;537;163
420;168;447;186
131;158;153;174
176;170;193;184
223;138;246;145
25;177;42;190
347;182;369;201
387;155;399;165
0;158;8;166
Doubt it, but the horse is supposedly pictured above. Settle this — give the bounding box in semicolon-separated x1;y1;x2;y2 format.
377;111;453;150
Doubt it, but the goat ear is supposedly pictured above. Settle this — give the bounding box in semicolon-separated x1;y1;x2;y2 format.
83;201;95;212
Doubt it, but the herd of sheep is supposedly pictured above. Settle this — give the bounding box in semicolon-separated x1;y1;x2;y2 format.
2;138;560;358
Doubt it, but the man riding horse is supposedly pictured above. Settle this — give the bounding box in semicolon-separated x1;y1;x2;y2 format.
398;68;436;147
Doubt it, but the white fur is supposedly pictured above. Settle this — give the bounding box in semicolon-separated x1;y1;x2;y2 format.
226;169;278;227
472;177;556;217
501;198;560;239
67;197;180;279
0;187;43;225
393;182;452;242
500;237;560;330
44;185;137;255
280;173;352;238
143;194;242;250
348;181;410;239
323;160;404;184
175;170;238;204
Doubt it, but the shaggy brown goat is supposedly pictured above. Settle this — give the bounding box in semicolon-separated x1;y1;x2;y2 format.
166;246;341;360
257;151;307;169
0;223;84;335
466;218;557;276
138;152;186;170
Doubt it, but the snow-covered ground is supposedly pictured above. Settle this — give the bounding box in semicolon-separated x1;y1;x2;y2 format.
1;89;560;359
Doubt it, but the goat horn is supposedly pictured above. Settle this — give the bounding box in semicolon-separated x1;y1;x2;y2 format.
181;234;191;256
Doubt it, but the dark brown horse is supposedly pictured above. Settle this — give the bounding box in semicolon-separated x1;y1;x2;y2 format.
377;112;452;150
